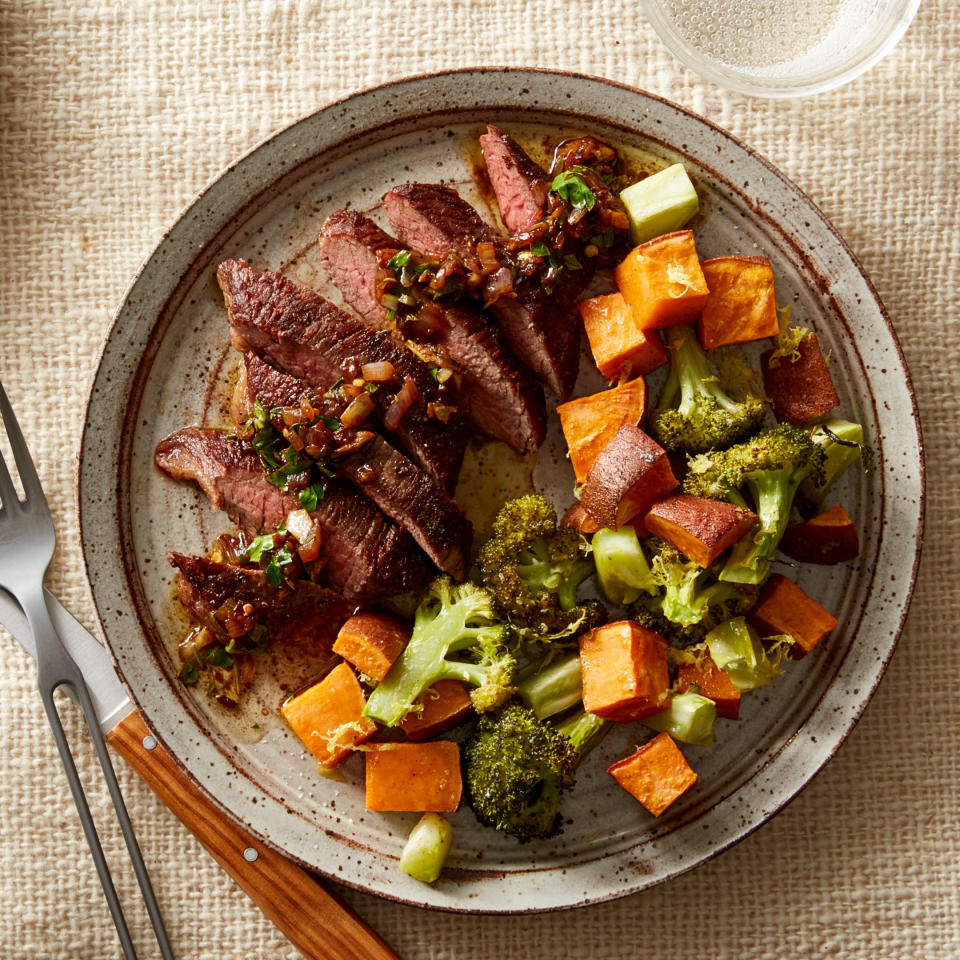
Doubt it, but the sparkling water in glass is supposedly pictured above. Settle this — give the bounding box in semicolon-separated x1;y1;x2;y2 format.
642;0;922;97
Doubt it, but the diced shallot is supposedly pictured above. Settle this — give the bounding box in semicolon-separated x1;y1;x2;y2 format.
340;391;375;427
383;377;419;430
482;266;513;303
361;361;396;382
286;508;323;562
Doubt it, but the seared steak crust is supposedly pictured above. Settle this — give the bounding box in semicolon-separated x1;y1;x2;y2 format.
319;210;546;454
169;552;349;648
383;183;580;400
381;184;497;261
236;354;473;577
155;427;430;598
478;125;551;233
217;258;466;492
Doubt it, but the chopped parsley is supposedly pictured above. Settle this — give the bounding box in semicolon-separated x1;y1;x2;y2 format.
265;544;296;587
550;167;596;210
298;483;326;511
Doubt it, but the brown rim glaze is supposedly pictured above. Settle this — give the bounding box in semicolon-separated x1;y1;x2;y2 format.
77;69;925;912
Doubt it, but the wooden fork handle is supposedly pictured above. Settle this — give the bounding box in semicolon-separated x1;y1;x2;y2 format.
107;710;403;960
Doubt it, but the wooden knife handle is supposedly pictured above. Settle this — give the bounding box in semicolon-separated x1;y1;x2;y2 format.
107;710;402;960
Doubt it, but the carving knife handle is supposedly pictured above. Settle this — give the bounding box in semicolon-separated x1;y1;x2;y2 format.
107;710;402;960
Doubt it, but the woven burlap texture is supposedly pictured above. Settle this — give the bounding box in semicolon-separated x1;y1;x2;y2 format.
0;1;957;958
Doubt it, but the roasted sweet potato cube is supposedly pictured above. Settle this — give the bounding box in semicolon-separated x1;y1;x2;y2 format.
607;732;697;816
364;741;462;812
557;378;648;483
332;612;409;682
697;256;778;349
281;662;377;767
761;332;840;424
580;425;678;529
780;504;860;564
580;621;671;722
643;494;758;568
399;680;474;741
749;573;839;658
614;231;710;330
578;293;668;379
676;656;741;719
561;501;601;534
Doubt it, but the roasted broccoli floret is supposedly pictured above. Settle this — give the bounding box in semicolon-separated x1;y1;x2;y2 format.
632;584;758;647
684;424;826;584
650;325;766;453
363;577;516;726
479;495;603;641
638;539;756;631
464;703;603;842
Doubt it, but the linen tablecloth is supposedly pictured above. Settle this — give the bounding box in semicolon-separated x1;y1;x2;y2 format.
1;2;956;957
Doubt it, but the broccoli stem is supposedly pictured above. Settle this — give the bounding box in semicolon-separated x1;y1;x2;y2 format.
592;527;658;605
399;813;453;884
517;654;582;720
644;691;716;746
666;325;737;416
719;468;803;584
798;419;865;507
556;709;608;758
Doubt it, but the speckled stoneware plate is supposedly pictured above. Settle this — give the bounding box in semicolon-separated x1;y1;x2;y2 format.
79;69;924;911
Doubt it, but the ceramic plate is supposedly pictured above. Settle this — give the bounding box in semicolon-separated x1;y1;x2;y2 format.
78;69;924;911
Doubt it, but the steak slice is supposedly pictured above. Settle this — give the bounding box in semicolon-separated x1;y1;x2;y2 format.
479;125;551;233
218;258;466;492
383;183;580;400
235;354;473;578
319;210;546;454
155;427;430;598
169;553;349;649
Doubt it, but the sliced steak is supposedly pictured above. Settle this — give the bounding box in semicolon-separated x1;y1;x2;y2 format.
235;354;473;577
155;425;289;532
319;210;546;454
379;185;496;263
169;553;349;648
479;125;551;233
384;183;580;400
155;427;430;598
217;258;466;492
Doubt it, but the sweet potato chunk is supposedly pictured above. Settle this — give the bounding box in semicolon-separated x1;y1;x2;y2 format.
580;425;678;529
761;332;839;424
399;680;474;741
561;501;601;534
580;621;671;722
676;656;741;719
614;231;710;330
578;292;668;379
557;378;648;483
282;662;377;767
332;612;409;682
364;742;462;812
607;732;697;816
697;256;778;349
643;494;758;568
749;573;838;657
780;504;859;564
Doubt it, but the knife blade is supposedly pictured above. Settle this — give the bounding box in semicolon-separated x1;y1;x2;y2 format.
0;586;133;733
0;587;402;960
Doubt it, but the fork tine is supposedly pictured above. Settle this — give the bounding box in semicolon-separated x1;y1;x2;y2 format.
0;379;45;509
0;435;18;513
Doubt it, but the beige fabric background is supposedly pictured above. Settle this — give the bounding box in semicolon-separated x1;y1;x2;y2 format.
0;1;957;957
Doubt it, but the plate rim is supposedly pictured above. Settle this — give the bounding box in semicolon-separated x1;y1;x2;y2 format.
77;67;926;912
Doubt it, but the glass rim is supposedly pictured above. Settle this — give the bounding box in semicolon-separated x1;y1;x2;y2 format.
641;0;923;98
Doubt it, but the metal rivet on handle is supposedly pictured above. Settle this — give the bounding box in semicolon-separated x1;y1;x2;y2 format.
243;847;258;863
142;736;157;751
